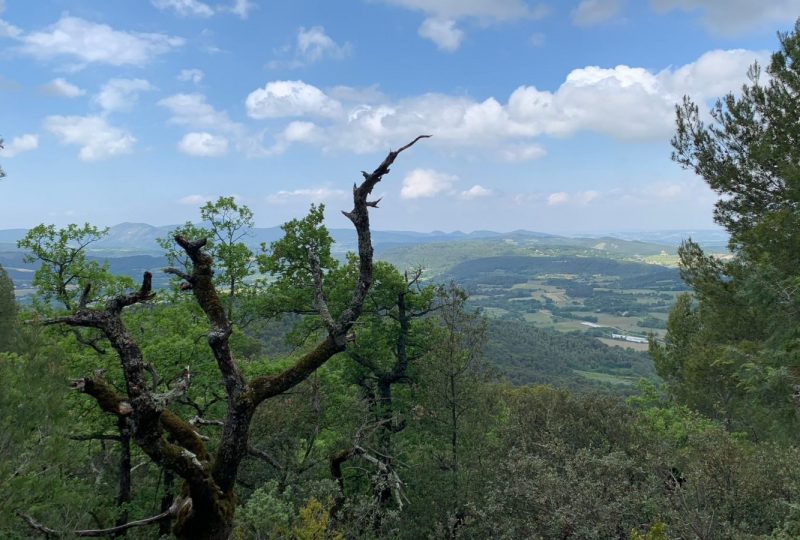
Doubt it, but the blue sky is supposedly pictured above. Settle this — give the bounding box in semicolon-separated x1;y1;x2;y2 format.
0;0;796;233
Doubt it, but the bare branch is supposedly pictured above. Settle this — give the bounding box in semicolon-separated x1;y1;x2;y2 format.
246;445;283;470
337;135;430;338
173;235;245;398
308;245;335;332
107;272;155;313
164;267;194;285
190;415;224;427
17;501;178;537
152;366;192;409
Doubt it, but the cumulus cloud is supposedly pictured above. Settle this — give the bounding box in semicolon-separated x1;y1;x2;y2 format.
178;68;204;84
269;26;351;68
230;0;257;18
94;78;154;113
267;187;347;204
501;144;546;162
151;0;214;17
178;194;213;205
401;169;457;199
240;48;764;157
245;80;343;119
572;0;625;26
650;0;800;34
178;132;229;157
376;0;540;21
0;19;21;38
44;115;135;161
547;192;570;206
418;18;464;51
376;0;548;50
547;190;599;206
40;78;85;98
460;184;492;199
158;93;242;133
0;134;38;157
20;16;183;68
297;26;351;63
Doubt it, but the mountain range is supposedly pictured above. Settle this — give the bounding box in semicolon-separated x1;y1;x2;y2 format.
0;222;729;255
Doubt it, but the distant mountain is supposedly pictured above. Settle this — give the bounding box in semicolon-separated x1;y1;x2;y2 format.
0;223;724;255
570;229;729;248
0;223;555;256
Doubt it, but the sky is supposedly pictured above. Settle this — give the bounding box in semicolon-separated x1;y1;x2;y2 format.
0;0;796;233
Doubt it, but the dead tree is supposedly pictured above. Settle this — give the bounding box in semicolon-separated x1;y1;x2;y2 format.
23;136;429;540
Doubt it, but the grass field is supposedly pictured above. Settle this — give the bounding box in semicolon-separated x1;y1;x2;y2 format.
572;369;639;385
597;337;651;352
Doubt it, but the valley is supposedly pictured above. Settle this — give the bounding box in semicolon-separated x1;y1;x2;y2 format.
1;223;724;393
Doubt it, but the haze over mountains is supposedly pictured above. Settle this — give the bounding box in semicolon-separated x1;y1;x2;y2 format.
0;222;730;255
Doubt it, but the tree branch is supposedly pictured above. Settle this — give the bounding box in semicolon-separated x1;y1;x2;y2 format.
308;245;336;333
17;501;178;537
246;445;283;470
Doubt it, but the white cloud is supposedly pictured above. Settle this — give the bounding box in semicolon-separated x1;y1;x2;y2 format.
230;0;257;18
240;48;764;158
418;18;464;51
267;187;347;204
547;190;599;206
376;1;548;49
20;16;183;68
0;134;38;157
400;168;457;199
245;80;343;119
501;144;546;162
158;93;242;133
665;48;767;97
377;0;540;21
152;0;214;17
547;192;570;205
94;78;154;113
460;184;492;199
650;0;800;34
572;0;625;26
297;26;351;63
44;115;135;161
178;132;229;157
178;68;204;84
178;194;213;205
241;121;322;158
575;190;600;205
0;18;20;38
328;85;387;104
40;78;85;98
269;26;351;69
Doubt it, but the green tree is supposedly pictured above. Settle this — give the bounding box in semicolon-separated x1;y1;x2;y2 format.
17;223;132;311
0;264;16;352
160;197;255;321
662;19;800;438
673;21;800;271
201;197;255;321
